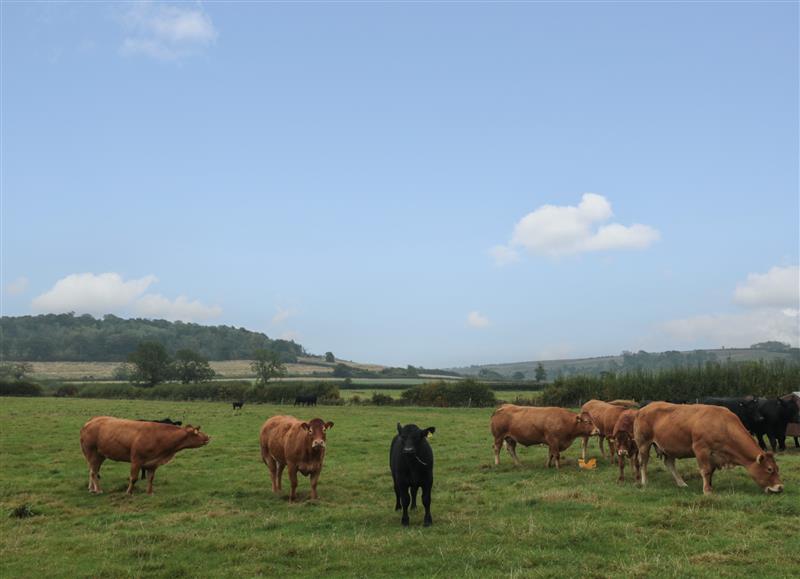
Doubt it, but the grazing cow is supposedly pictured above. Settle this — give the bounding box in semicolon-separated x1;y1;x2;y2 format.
260;415;333;501
135;418;184;479
752;397;800;451
612;409;640;484
491;404;598;468
698;396;764;433
581;400;629;461
294;394;318;407
390;423;435;527
634;402;784;495
80;417;210;495
232;400;244;411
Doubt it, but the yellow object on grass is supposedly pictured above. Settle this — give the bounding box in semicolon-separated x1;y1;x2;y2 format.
578;458;597;470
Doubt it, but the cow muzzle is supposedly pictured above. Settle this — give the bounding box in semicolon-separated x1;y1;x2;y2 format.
312;440;326;449
766;484;784;494
617;449;628;456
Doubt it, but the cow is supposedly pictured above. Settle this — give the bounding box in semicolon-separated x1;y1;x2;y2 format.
634;402;784;495
390;423;435;527
783;393;800;448
491;404;598;469
611;409;640;484
581;400;629;461
260;415;333;501
232;400;244;412
80;417;210;495
294;394;318;407
698;396;764;433
135;418;184;479
751;397;800;451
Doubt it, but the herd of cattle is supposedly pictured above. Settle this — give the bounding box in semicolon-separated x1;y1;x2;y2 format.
78;393;799;527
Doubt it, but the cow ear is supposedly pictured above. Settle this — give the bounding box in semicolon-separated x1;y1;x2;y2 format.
300;422;310;431
425;427;435;437
397;423;402;435
195;425;201;432
324;421;334;430
756;453;765;464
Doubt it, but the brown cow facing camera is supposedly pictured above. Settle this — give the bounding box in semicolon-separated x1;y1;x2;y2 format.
612;408;640;484
80;416;210;495
491;404;599;468
581;399;630;462
634;402;784;495
260;415;334;501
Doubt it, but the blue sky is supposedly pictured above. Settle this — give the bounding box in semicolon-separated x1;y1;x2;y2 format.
2;1;798;367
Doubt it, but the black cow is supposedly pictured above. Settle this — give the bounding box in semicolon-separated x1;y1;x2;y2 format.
294;394;317;407
751;398;800;451
390;423;435;527
232;400;244;411
136;418;183;478
698;397;764;432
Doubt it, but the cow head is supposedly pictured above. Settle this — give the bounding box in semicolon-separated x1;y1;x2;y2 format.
615;431;638;457
738;398;765;424
746;452;783;494
575;412;599;436
301;418;333;450
778;398;800;423
182;424;210;447
396;423;435;457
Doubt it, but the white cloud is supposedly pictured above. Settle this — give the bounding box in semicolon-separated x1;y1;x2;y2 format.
492;193;659;262
272;307;295;325
488;245;520;266
134;294;222;322
467;311;490;328
5;276;29;296
121;2;218;60
31;272;221;322
661;309;799;348
32;273;157;316
733;265;799;309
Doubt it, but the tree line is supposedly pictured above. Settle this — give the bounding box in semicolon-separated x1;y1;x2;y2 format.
0;313;304;362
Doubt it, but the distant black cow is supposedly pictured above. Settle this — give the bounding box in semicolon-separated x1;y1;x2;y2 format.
136;418;183;478
232;400;244;411
294;394;317;407
751;397;800;451
698;397;764;432
390;423;435;527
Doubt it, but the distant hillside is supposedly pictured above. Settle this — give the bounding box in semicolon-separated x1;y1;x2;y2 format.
450;345;800;379
0;313;304;362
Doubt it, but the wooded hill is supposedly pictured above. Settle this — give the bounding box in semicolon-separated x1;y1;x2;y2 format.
0;313;304;362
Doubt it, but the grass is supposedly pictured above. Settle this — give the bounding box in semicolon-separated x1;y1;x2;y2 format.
1;397;799;578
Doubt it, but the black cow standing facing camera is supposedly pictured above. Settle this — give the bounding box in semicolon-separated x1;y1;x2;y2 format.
390;423;435;527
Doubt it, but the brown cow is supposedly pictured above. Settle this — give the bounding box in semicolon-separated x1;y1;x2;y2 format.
260;415;334;501
80;416;210;495
491;404;598;468
612;408;640;484
634;402;784;495
581;399;628;462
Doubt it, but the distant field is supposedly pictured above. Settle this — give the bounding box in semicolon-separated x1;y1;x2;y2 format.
1;397;798;577
338;389;541;401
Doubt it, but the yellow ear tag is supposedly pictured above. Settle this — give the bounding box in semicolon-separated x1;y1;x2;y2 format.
427;432;433;438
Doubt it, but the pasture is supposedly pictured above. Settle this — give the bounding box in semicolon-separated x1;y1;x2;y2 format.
1;398;799;578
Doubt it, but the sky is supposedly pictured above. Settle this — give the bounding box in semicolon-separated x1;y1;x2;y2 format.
1;1;798;368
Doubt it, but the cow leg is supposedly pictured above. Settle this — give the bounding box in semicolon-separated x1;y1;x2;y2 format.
410;485;418;510
632;453;641;485
288;465;299;502
87;455;105;493
265;455;279;492
505;438;521;466
777;436;786;452
400;486;411;526
768;433;778;453
393;479;402;511
581;435;588;462
638;443;652;486
127;461;141;495
607;438;617;462
598;435;606;459
664;457;688;488
309;470;321;500
795;436;799;448
276;462;285;491
422;483;433;527
146;468;156;495
757;433;768;451
493;436;504;466
617;453;625;483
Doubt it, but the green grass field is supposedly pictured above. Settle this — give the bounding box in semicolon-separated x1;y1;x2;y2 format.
1;398;799;578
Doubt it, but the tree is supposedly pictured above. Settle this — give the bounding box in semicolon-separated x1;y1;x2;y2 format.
325;352;335;363
534;362;547;383
251;349;287;385
174;349;216;384
0;362;33;381
512;371;525;381
332;363;352;378
128;342;172;387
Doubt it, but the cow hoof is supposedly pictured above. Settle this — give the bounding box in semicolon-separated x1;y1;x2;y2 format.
678;482;689;488
401;518;409;527
424;519;432;527
395;504;401;511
